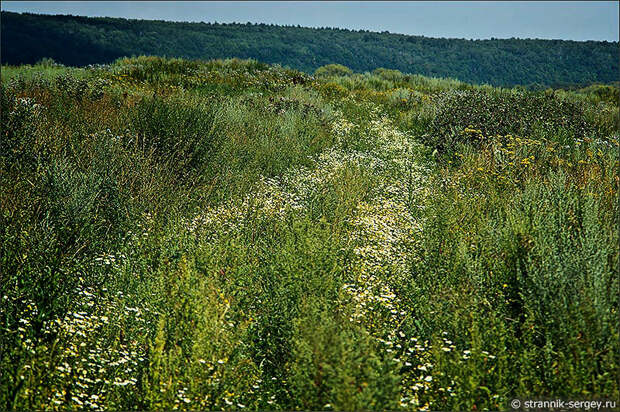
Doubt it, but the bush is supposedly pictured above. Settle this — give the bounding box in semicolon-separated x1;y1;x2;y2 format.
314;64;353;78
426;89;594;151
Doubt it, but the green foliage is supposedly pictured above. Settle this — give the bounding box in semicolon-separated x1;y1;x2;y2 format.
36;57;63;68
290;304;401;411
407;132;619;408
425;89;599;151
1;56;618;410
314;64;353;78
577;83;620;104
2;11;619;87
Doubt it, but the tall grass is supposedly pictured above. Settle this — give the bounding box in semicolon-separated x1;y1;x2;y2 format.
1;56;618;410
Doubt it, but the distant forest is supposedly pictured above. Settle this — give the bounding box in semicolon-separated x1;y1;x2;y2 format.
2;11;618;87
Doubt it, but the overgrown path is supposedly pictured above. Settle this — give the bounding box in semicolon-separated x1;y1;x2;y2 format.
187;103;435;408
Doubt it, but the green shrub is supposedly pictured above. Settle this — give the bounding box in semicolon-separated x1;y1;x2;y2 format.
314;64;353;78
426;89;595;151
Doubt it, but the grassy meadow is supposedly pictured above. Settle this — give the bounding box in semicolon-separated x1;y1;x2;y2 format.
1;57;618;410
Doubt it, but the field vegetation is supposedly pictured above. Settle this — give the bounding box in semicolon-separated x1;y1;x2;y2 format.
1;56;618;410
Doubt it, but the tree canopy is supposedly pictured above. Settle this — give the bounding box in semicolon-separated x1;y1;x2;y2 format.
2;11;618;87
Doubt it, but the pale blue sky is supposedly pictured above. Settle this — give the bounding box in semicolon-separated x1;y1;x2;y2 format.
2;1;618;41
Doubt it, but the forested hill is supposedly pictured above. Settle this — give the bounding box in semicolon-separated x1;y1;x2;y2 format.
2;11;618;87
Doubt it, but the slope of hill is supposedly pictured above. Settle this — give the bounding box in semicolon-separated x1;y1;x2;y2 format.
1;11;618;87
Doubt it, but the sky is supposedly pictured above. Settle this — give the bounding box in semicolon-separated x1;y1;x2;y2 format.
2;1;618;42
